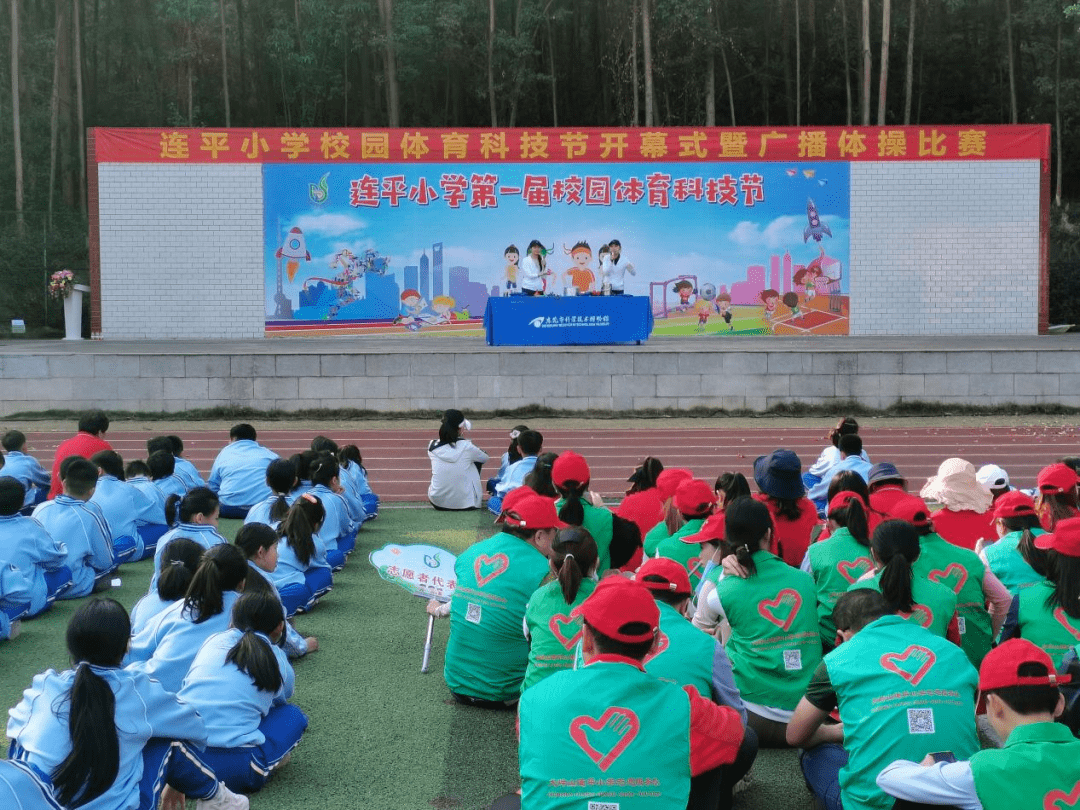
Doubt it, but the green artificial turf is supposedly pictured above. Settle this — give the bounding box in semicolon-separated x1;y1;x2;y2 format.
1;506;814;809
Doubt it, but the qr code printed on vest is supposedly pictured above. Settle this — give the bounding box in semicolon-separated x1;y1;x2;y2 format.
783;649;803;671
587;803;619;810
957;617;966;635
466;603;482;624
907;708;935;734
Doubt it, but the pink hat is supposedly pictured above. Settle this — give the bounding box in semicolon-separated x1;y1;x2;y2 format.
636;557;692;597
919;458;992;513
573;577;659;643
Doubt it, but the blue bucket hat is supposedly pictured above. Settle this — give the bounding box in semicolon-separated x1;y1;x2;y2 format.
868;462;905;486
753;450;804;500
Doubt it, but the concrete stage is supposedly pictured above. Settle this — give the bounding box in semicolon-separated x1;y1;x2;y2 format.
2;335;1079;417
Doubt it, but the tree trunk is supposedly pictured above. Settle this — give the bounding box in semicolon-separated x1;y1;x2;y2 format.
1004;0;1017;124
795;0;801;126
11;0;24;235
377;0;400;127
876;0;889;125
721;36;736;126
508;0;525;127
781;0;794;124
642;0;654;125
236;0;247;123
903;0;914;124
186;22;193;126
48;0;64;230
487;0;497;126
840;0;852;125
74;0;86;214
860;0;870;126
1054;12;1062;207
631;0;639;125
546;4;557;125
219;0;230;127
705;51;715;126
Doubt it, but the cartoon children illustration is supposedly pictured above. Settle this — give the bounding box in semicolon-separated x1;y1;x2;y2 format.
673;279;695;311
794;246;827;302
395;288;428;331
782;291;802;322
717;293;734;331
563;241;596;293
503;245;520;296
431;295;456;324
760;288;780;327
692;284;720;333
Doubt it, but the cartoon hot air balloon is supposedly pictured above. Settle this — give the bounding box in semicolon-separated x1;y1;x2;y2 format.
276;227;311;282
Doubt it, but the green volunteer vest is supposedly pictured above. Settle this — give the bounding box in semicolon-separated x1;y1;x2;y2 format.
983;529;1046;596
444;531;550;701
807;526;875;646
825;615;979;810
644;601;714;697
654;518;707;592
519;659;693;810
716;550;822;710
912;532;992;667
522;577;598;691
970;722;1080;810
849;570;958;638
643;519;670;556
1018;581;1080;667
556;498;614;572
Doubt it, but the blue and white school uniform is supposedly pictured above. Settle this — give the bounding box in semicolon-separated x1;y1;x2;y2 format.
128;591;177;637
152;474;187;501
31;496;120;599
0;758;63;810
127;591;242;693
7;664;216;810
246;562;310;655
125;476;170;554
0;563;33;640
0;514;71;616
341;460;378;519
336;479;368;528
208;440;279;512
149;522;229;593
310;484;356;569
487;455;538;514
172;456;207;490
1;453;51;509
243;493;292;528
90;475;148;562
179;628;308;793
270;537;331;613
127;476;167;521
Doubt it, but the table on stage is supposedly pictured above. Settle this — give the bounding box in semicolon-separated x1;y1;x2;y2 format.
483;295;654;346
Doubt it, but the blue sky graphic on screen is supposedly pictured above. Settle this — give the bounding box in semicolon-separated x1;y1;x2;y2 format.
262;162;849;331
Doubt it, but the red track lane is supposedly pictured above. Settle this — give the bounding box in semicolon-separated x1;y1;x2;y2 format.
20;425;1080;503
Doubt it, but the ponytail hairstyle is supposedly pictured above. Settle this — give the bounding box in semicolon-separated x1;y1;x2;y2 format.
550;526;599;605
1034;490;1078;532
184;543;247;623
337;443;364;474
828;492;870;547
310;453;340;488
627;456;664;495
829;416;860;448
871;520;920;613
1045;551;1080;619
226;592;285;693
234;522;279;563
166;486;220;528
827;470;871;507
714;471;751;507
310;435;339;455
506;425;530;466
52;599;130;808
157;538;204;601
523;452;559;498
724;497;773;578
1011;521;1050;578
264;458;297;522
279;494;324;566
290;451;314;487
556;482;588;527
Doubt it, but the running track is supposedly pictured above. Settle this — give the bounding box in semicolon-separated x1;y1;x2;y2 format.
22;424;1080;503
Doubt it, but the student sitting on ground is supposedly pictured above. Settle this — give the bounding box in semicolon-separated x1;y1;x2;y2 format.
33;457;130;599
129;537;203;636
643;467;694;555
0;477;71;616
270;494;333;613
919;457;996;550
309;454;357;569
0;430;50;511
207;424;279;518
311;437;367;525
149;449;187;501
427;409;490;511
486;424;529;496
976;462;1014;503
338;443;378;519
148;435;206;491
125;458;168;524
150;487;228;592
48;410;112;499
802;416;866;494
88;450;156;562
807;434;873;515
866;461;910;517
753;449;820;568
977;490;1048;596
244;457;296;529
0;565;32;642
877;638;1080;809
1034;461;1080;532
487;429;543;515
615;456;666;547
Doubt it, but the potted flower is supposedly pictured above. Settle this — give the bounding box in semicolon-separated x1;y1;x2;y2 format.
49;269;90;340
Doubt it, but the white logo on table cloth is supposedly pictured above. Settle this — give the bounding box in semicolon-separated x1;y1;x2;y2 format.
527;315;612;328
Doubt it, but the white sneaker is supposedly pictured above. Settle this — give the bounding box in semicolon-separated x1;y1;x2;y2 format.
196;782;249;810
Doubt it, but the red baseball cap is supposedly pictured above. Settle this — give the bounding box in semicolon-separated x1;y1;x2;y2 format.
978;638;1072;691
493;486;538;523
1037;463;1079;495
673;479;717;516
1034;515;1080;557
656;468;693;502
828;491;867;514
888;495;932;528
573;576;659;643
636;557;692;596
682;511;726;544
501;493;568;530
992;490;1038;520
552;451;590;487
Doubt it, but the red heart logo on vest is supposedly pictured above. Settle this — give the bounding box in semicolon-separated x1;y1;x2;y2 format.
837;557;874;585
687;556;704;579
474;553;510;587
758;589;803;631
1054;608;1080;642
643;631;670;663
1043;779;1080;810
880;645;937;686
569;707;641;771
548;613;583;650
898;603;934;628
928;563;968;595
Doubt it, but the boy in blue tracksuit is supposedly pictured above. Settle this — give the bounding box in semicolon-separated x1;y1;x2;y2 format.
0;478;71;615
1;431;51;512
148;434;207;490
208;424;279;518
88;451;151;562
32;458;129;598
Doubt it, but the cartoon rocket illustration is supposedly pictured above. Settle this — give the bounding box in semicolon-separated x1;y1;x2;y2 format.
803;198;833;243
276;227;311;282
